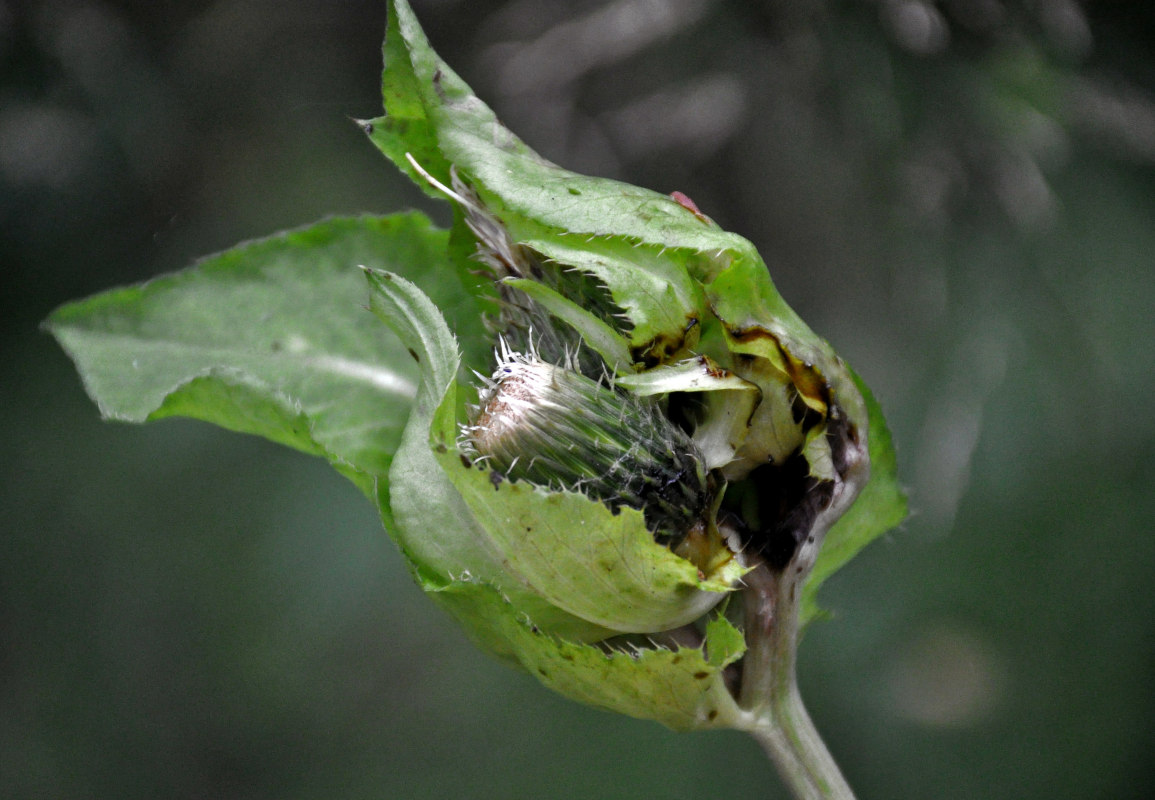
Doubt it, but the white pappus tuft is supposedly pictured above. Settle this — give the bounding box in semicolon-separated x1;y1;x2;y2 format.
463;347;713;547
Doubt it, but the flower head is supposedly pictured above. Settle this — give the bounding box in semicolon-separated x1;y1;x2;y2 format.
467;345;710;542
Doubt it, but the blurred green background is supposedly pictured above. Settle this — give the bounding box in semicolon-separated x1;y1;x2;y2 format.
4;0;1153;797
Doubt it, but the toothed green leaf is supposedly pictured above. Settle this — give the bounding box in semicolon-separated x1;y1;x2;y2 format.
438;448;744;634
502;277;633;370
46;213;474;498
524;236;708;362
430;576;747;732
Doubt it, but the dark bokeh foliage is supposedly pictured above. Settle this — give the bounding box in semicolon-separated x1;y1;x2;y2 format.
4;1;1154;797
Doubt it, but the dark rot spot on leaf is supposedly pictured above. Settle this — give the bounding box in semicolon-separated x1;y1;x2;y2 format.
825;412;857;477
407;347;420;363
790;390;824;431
726;324;833;415
434;442;447;454
708;709;719;721
697;354;729;380
459;453;472;468
693;671;710;680
741;450;837;569
538;667;549;677
489;470;505;490
631;319;698;368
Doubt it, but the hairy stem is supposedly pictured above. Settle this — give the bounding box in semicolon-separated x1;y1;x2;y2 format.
737;563;856;800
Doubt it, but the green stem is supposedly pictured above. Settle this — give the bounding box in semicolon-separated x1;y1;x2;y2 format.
737;563;856;800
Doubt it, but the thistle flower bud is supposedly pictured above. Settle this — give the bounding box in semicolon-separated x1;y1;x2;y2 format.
467;349;709;542
356;0;903;735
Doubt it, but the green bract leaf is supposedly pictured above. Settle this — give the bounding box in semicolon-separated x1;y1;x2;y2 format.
440;450;743;633
370;1;758;263
501;277;633;371
47;214;479;496
431;577;747;732
522;236;707;363
363;268;614;643
617;358;761;470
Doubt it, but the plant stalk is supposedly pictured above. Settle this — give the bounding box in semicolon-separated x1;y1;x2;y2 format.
737;563;856;800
